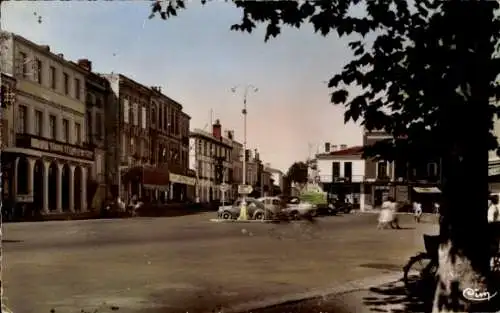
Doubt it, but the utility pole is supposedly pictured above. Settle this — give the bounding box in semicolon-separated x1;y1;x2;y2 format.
231;84;258;220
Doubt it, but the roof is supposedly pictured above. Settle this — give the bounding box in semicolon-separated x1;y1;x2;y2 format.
329;146;363;156
316;145;364;159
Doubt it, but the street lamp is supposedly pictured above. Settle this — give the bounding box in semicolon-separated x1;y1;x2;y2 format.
231;84;258;220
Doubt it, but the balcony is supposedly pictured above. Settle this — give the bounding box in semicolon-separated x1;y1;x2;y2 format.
318;175;365;183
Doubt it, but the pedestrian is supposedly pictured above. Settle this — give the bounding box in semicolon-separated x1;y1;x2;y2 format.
433;202;440;215
488;195;500;223
378;197;394;229
413;201;423;223
385;197;401;229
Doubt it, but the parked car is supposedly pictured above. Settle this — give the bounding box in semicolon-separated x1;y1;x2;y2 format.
282;196;318;220
329;199;353;214
217;198;269;220
257;196;289;220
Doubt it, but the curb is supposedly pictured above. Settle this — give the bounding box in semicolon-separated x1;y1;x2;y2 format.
226;272;403;313
209;219;278;224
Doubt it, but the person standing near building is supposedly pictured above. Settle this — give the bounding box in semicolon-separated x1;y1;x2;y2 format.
413;201;423;223
488;195;500;223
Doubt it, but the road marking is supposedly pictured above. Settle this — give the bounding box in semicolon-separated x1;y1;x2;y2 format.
2;304;14;313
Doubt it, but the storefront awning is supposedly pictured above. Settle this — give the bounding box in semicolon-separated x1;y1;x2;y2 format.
123;166;170;187
413;187;441;193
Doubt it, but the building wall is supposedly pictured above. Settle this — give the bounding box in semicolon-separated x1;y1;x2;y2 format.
317;158;365;183
190;128;233;203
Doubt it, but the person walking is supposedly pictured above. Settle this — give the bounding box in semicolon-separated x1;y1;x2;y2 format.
384;197;401;229
413;201;423;223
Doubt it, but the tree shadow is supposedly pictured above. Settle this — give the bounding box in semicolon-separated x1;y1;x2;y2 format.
362;279;433;313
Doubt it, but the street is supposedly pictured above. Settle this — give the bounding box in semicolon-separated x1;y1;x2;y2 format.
3;213;438;313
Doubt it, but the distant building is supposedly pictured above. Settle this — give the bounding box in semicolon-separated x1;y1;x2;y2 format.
316;145;365;208
189;120;233;203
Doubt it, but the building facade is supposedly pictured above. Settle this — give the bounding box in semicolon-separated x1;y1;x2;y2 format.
77;59;110;210
102;73;154;202
363;130;441;211
149;86;193;202
1;32;92;216
229;132;243;200
189;120;233;203
316;145;365;207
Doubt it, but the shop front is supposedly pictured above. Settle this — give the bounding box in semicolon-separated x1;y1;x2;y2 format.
122;165;170;203
168;170;196;203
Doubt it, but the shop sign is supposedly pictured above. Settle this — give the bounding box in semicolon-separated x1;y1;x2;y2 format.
170;173;196;186
28;137;94;160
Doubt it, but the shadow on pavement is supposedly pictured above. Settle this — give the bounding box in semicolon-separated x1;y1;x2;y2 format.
362;279;433;313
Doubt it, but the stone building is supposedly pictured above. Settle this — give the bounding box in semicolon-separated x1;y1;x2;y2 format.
101;73;153;202
76;59;111;210
189;120;233;203
149;86;193;202
0;32;92;216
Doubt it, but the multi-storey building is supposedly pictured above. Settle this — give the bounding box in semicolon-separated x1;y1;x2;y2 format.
264;165;284;193
229;132;243;200
149;86;193;202
77;59;111;210
316;144;365;207
102;73;154;202
1;32;93;216
189;120;233;203
1;73;17;205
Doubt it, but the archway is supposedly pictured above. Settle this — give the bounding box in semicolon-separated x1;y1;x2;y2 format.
61;164;70;212
33;159;44;216
74;166;82;212
48;162;58;211
16;156;28;195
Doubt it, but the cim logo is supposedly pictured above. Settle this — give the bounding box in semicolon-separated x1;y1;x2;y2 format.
463;288;498;302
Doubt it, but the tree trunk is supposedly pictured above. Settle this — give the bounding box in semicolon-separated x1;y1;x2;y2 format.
432;2;496;312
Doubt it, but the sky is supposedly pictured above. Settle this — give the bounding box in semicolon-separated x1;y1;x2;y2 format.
2;1;363;172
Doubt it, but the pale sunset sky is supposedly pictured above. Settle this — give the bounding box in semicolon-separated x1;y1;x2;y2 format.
2;1;363;172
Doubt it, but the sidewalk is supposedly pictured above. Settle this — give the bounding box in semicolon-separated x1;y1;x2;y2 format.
236;275;431;313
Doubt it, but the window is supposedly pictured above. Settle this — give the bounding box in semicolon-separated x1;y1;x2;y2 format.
17;105;27;133
133;102;139;126
49;66;56;89
75;122;82;144
428;162;438;177
49;115;57;139
123;98;130;123
344;162;352;180
377;161;388;179
95;112;103;139
159;106;163;129
130;137;136;155
62;119;69;142
332;162;340;179
63;73;69;95
141;106;146;129
74;78;81;99
20;52;28;78
34;110;43;136
151;107;156;127
35;59;42;84
86;111;92;142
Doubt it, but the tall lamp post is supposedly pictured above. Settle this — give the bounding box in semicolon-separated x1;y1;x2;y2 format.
231;84;258;220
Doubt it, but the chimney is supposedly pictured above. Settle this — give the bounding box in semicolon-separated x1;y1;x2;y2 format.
228;130;234;140
77;59;92;71
57;53;64;59
254;149;260;161
331;144;338;151
212;119;222;139
40;45;50;51
324;142;330;153
340;144;348;150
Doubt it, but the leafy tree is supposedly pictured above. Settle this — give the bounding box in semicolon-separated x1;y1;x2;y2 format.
152;0;500;311
286;161;309;185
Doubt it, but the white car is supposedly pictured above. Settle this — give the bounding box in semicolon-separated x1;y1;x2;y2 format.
283;197;317;219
